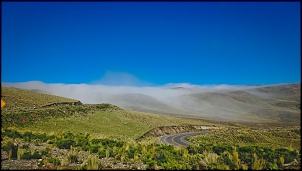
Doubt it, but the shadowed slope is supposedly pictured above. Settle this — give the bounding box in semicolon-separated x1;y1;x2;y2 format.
105;93;194;116
169;85;300;123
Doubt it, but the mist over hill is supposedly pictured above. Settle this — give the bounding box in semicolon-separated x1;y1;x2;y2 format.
2;81;300;123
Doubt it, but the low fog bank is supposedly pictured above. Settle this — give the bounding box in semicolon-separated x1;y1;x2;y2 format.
2;81;263;104
2;81;300;123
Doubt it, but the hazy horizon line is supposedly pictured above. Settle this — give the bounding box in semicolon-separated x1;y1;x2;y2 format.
2;80;300;88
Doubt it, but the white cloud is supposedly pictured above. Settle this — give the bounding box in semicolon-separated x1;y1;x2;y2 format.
2;76;298;122
2;81;263;104
91;71;152;87
0;71;284;105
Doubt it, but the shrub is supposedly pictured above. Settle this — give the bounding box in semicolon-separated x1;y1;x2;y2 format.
2;129;22;139
20;151;42;159
67;150;78;163
43;157;61;166
81;155;102;170
212;144;234;155
89;145;100;153
56;139;76;149
96;103;112;110
90;139;102;145
39;148;49;156
76;137;89;150
98;147;106;158
1;138;14;152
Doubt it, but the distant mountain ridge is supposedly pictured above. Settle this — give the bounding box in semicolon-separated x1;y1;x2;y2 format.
104;83;300;123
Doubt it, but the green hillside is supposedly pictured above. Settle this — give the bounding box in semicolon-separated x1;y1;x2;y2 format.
1;87;217;140
1;86;80;109
19;105;217;140
2;102;218;140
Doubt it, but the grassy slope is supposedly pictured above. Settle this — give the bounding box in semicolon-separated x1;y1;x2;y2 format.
1;86;218;140
1;86;79;108
189;126;301;150
16;106;218;140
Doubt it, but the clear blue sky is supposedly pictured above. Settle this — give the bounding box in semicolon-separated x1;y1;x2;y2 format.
2;2;300;86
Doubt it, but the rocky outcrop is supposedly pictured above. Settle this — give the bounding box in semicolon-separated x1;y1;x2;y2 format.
137;125;220;140
41;101;82;108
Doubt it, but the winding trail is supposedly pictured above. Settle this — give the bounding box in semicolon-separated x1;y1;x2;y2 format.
159;131;213;146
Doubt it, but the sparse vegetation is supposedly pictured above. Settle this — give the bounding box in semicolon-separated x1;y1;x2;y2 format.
189;127;301;149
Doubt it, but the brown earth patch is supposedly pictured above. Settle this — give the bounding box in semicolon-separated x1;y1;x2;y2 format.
137;125;221;140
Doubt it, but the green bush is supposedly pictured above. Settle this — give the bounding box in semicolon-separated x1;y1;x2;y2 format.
67;150;78;163
89;145;100;153
20;151;42;159
2;129;22;139
212;144;234;155
90;139;102;145
46;157;61;166
79;155;102;170
98;147;106;158
96;103;112;110
76;137;89;150
1;139;14;152
56;139;76;149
